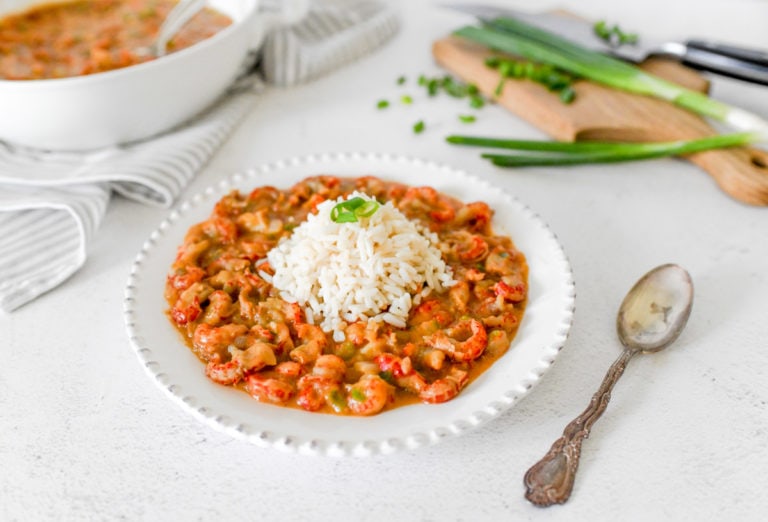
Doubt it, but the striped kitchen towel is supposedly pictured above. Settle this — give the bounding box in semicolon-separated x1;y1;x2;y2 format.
262;0;401;85
0;0;400;313
0;77;261;313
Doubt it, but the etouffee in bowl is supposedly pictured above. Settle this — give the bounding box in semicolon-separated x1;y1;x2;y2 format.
0;0;305;150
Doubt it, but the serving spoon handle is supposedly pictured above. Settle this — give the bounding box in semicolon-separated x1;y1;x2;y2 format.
523;346;637;507
154;0;208;57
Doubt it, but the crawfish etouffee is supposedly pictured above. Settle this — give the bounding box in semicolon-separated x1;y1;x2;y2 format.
165;176;528;416
0;0;231;80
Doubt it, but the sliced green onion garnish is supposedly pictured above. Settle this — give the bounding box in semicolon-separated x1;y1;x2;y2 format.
413;120;426;134
350;388;366;402
330;197;380;223
343;197;366;210
332;211;359;223
401;95;413;105
355;200;380;218
458;114;477;123
376;99;389;109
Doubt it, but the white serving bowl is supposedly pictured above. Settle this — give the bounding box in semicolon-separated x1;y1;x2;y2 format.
0;0;305;151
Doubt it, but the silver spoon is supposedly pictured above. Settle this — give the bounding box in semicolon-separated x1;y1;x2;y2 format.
136;0;208;58
524;263;694;507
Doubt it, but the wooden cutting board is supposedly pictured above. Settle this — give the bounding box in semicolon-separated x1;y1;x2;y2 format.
433;36;768;206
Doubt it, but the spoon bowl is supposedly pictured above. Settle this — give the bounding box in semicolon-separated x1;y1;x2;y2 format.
617;263;694;352
524;263;694;507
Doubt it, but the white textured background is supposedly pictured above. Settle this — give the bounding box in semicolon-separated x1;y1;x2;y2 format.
2;0;768;520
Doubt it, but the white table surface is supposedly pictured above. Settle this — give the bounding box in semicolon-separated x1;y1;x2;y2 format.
3;0;768;519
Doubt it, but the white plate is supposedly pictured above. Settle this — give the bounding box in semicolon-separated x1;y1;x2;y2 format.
124;152;575;457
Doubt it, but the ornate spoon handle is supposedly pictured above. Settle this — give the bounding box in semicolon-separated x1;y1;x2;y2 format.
524;346;637;506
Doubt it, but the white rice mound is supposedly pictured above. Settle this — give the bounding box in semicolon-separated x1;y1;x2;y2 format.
265;191;455;337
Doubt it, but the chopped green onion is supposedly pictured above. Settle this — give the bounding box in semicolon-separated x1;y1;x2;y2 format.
330;197;380;223
494;77;506;97
593;20;612;41
485;55;577;103
621;33;639;45
376;99;389;109
401;95;413;105
458;114;477;123
495;60;512;96
413;120;426;134
330;208;358;223
343;197;365;209
559;86;576;104
397;75;406;85
498;60;513;78
378;371;394;384
544;72;570;91
469;95;485;109
331;197;363;222
442;75;468;98
427;78;440;96
412;74;486;109
356;200;380;217
594;20;638;46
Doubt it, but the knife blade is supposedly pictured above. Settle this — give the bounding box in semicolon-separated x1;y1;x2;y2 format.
445;3;768;86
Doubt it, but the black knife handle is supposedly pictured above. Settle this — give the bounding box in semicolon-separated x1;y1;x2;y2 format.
687;39;768;66
681;39;768;86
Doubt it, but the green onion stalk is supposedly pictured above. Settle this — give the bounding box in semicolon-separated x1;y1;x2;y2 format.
455;18;768;133
449;18;768;165
447;132;761;167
